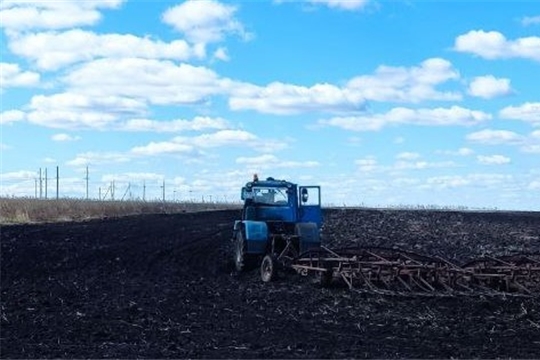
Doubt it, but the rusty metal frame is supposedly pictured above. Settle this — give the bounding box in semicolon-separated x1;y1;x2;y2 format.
288;246;540;294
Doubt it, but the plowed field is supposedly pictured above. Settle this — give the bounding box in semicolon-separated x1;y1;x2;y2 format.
2;209;540;359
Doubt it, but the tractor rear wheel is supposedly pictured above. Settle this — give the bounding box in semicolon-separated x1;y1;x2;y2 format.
260;255;276;283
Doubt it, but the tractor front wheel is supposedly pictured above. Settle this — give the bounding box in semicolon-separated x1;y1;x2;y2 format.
261;255;277;283
234;230;256;272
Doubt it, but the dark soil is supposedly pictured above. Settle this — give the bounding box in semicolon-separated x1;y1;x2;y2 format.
2;208;540;359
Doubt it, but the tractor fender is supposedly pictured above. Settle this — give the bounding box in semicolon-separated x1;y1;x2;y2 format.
295;222;321;253
239;220;268;255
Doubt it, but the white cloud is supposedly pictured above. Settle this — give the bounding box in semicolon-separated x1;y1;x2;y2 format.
229;81;366;115
466;129;523;145
25;57;464;121
347;136;362;147
467;129;540;154
8;30;199;71
0;110;26;125
101;172;165;183
129;130;287;157
426;175;470;189
27;93;145;130
122;117;229;133
454;30;540;62
392;177;420;187
393;160;456;171
0;0;124;31
321;106;491;131
250;139;290;153
308;0;369;10
236;154;277;165
355;157;378;172
51;133;81;142
190;129;258;148
499;102;540;125
130;142;194;157
0;170;37;181
469;173;514;187
458;147;475;156
424;173;513;190
24;55;247;131
0;62;40;88
438;147;475;156
66;151;131;167
18;58;242;132
521;130;540;153
468;75;512;99
396;152;420;160
346;58;461;103
230;58;461;115
477;154;511;165
213;47;230;61
277;159;320;168
64;58;226;106
326;114;384;132
26;93;232;132
354;156;455;173
236;154;319;169
529;180;540;190
162;0;249;44
522;16;540;26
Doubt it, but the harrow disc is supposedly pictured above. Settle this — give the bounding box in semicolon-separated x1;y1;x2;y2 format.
462;254;540;293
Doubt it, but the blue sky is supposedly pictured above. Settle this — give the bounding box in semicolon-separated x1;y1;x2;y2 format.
1;0;539;210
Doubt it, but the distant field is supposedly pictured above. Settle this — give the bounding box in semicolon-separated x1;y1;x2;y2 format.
0;197;241;224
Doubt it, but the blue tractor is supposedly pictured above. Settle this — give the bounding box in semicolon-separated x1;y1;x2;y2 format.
233;175;540;292
232;175;322;282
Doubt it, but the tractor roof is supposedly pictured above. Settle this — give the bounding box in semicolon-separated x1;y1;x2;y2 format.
245;176;296;189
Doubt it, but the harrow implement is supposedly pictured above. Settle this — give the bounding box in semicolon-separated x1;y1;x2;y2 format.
286;246;540;294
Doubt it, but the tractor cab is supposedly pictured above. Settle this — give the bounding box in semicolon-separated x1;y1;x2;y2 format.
240;175;322;227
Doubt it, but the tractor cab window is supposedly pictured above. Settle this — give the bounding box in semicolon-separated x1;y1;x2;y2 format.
252;187;289;206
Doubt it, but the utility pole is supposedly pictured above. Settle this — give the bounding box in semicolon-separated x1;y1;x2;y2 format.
143;181;146;201
56;166;59;199
34;178;38;198
111;180;115;201
85;166;89;200
44;168;48;199
161;180;165;202
39;168;42;199
121;183;131;201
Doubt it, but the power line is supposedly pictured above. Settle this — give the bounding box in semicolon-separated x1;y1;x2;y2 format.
5;167;234;204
